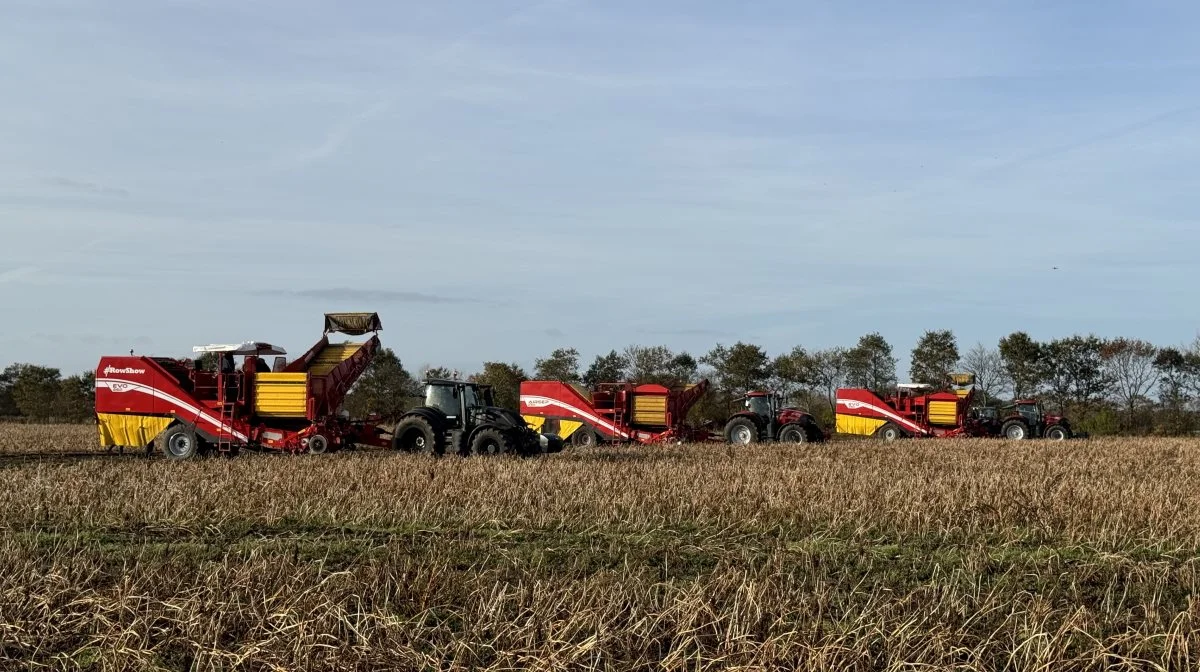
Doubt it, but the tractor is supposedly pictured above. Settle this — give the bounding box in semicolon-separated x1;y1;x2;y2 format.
976;399;1076;441
722;391;826;444
392;379;563;456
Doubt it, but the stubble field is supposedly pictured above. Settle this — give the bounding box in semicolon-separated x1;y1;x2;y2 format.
1;424;1198;670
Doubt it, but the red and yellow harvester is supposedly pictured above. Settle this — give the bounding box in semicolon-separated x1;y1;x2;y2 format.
520;379;710;447
834;373;993;441
95;313;393;458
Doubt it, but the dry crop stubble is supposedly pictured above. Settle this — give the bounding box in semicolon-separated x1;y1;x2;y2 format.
0;423;1199;669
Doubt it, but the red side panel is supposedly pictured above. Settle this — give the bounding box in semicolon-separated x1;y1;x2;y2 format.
519;381;631;440
835;387;929;435
96;356;249;441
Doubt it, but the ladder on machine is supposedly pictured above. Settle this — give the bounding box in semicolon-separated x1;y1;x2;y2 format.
215;369;239;454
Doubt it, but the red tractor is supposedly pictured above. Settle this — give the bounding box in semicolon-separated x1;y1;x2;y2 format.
722;391;826;444
976;399;1076;441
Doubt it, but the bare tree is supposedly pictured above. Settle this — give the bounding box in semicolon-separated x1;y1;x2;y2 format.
961;342;1005;404
1101;337;1159;431
811;347;849;415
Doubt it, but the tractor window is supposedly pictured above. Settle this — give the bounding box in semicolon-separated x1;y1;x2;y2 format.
425;385;459;417
747;396;772;418
461;386;484;409
1016;403;1041;424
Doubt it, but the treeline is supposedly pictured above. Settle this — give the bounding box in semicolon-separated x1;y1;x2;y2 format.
347;329;1200;437
0;365;96;422
7;328;1200;436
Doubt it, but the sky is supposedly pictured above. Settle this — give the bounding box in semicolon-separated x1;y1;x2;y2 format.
2;0;1199;378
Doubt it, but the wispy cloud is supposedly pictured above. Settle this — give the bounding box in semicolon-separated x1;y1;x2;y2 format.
264;287;485;305
43;177;130;197
0;266;39;284
265;100;391;172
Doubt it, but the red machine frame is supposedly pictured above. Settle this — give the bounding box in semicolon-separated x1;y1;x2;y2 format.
519;379;711;445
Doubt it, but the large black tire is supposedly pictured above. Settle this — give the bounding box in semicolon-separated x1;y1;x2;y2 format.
1002;419;1030;440
875;423;903;442
571;425;597;448
470;428;515;456
393;416;444;455
724;417;759;445
778;423;808;444
1045;425;1070;441
157;424;200;460
307;434;329;454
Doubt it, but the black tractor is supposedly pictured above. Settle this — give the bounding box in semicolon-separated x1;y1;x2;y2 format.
392;379;563;456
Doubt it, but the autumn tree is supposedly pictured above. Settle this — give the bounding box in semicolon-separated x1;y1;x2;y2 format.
9;364;62;420
419;365;460;381
1154;347;1197;435
772;346;817;403
533;347;581;382
0;365;18;416
1100;338;1159;432
998;332;1044;400
582;350;628;387
845;332;897;392
343;348;421;421
55;371;95;422
1042;335;1111;414
701;342;770;394
961;342;1005;405
810;347;848;414
909;329;960;388
470;362;527;411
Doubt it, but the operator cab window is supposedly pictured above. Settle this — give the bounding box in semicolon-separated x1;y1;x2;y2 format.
425;385;458;418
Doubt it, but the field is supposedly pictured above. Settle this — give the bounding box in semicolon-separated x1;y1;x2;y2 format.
1;425;1198;670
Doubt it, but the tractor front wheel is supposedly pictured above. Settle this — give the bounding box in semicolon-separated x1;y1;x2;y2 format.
1045;425;1070;441
470;428;515;456
778;424;808;444
157;425;200;460
393;416;444;455
1002;420;1030;440
724;417;759;445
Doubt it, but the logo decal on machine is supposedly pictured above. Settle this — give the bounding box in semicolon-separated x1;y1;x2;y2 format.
103;366;146;376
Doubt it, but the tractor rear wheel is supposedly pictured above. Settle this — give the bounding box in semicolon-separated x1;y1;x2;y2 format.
571;425;597;448
157;424;200;460
875;423;903;442
778;423;808;444
1045;425;1070;441
393;416;444;455
724;417;759;445
470;428;514;456
1002;420;1030;440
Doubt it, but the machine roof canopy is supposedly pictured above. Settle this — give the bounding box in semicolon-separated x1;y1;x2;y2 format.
192;342;288;356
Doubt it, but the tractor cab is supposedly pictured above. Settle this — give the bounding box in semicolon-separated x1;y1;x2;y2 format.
741;391;779;419
421;379;497;426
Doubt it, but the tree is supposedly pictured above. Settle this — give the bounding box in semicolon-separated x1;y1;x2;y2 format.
772;346;817;403
419;365;461;381
55;371;95;422
998;332;1044;400
961;342;1004;405
909;329;960;388
1154;347;1196;435
582;350;628;387
844;332;897;392
0;364;19;417
470;362;527;411
623;345;679;385
1042;335;1111;414
533;348;581;383
9;364;62;421
1100;338;1159;432
343;348;421;421
665;352;699;386
702;342;771;394
811;347;848;414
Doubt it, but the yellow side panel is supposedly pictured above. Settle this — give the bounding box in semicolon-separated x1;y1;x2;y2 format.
97;413;173;447
310;343;364;376
255;373;309;418
835;414;887;437
928;400;959;426
632;394;667;426
523;415;584;439
955;388;971;398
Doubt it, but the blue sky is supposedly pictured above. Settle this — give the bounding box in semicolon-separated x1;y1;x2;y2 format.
2;0;1199;377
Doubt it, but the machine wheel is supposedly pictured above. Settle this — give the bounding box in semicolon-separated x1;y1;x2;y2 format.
1002;420;1030;440
724;417;759;445
875;423;903;442
1045;425;1070;441
157;424;200;460
778;423;808;444
392;416;444;455
307;434;329;454
470;428;514;456
571;425;597;448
